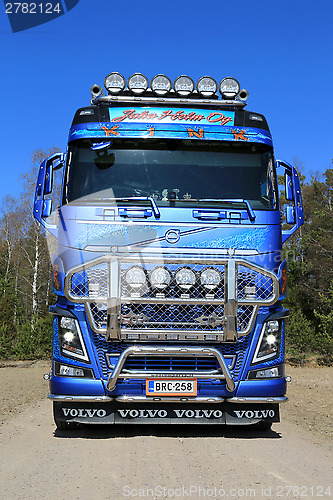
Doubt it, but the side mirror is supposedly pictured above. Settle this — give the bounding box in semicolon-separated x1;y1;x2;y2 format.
33;152;65;237
42;199;53;218
276;159;304;243
44;164;53;195
285;172;293;201
286;206;295;225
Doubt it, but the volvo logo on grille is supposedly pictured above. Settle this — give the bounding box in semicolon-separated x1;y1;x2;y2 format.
165;229;180;244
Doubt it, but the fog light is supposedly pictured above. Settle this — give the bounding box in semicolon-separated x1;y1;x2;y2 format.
174;75;194;96
124;266;147;289
55;362;94;378
128;73;149;94
59;365;85;377
151;74;172;95
175;267;196;289
150;266;171;289
247;365;283;379
200;267;221;290
197;76;217;97
104;72;126;94
219;77;240;99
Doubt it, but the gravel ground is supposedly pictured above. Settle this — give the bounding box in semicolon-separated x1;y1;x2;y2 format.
0;360;332;442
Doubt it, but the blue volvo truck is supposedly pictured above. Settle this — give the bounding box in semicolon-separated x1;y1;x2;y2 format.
34;73;304;429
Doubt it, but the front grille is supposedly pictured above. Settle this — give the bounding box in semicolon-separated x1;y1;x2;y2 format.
65;255;278;342
91;331;250;380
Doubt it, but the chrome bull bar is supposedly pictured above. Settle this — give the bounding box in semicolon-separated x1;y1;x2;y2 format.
106;346;235;392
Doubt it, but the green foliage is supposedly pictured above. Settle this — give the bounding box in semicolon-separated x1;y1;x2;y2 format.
14;315;53;360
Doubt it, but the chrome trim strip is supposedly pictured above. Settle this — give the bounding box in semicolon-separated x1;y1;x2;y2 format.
226;396;288;403
116;396;225;403
106;346;235;393
49;395;113;402
84;244;259;256
105;353;237;372
94;95;247;108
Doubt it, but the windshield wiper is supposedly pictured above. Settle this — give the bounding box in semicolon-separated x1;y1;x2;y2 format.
198;199;256;221
101;196;160;219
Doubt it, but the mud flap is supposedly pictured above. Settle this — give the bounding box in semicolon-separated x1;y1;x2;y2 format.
53;401;280;425
225;403;280;425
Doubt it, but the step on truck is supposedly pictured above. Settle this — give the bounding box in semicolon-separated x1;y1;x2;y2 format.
34;73;304;430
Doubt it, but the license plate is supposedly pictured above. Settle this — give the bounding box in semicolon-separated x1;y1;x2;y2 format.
146;378;197;396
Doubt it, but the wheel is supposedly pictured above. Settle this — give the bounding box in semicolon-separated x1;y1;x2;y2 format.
53;402;79;430
253;421;272;431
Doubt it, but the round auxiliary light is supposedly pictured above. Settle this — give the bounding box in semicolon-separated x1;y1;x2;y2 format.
200;267;221;290
127;73;149;95
151;74;172;96
150;266;172;290
197;76;217;97
175;267;196;290
174;75;195;97
104;72;126;94
124;266;147;289
219;77;240;99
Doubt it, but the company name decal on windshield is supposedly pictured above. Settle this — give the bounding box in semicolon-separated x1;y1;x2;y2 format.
109;107;235;126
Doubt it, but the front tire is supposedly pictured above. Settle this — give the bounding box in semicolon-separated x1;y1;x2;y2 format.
253;421;272;431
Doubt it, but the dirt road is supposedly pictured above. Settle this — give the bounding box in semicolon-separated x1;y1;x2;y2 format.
0;362;332;500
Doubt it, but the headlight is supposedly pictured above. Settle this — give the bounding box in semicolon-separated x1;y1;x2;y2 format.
252;319;281;363
150;266;172;290
196;76;217;97
175;267;196;289
127;73;149;94
174;75;195;96
124;266;147;289
104;72;126;94
200;267;221;290
59;317;89;362
151;74;172;95
219;77;240;99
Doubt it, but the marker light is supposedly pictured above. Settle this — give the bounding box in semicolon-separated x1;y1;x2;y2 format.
151;74;172;96
150;267;172;289
104;72;126;94
196;76;217;97
174;75;195;96
200;267;221;290
175;267;196;289
219;77;240;99
127;73;149;95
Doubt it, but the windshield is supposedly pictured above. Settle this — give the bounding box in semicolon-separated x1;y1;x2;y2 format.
64;139;278;210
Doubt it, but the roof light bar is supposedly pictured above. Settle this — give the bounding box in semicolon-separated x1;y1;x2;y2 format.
219;77;240;99
104;72;126;95
98;72;249;103
151;74;172;96
197;76;217;97
174;75;195;97
128;73;149;95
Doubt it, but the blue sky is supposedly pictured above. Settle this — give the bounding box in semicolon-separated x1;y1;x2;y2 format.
0;0;332;201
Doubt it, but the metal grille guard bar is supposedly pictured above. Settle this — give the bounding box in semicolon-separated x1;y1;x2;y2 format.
106;346;235;392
